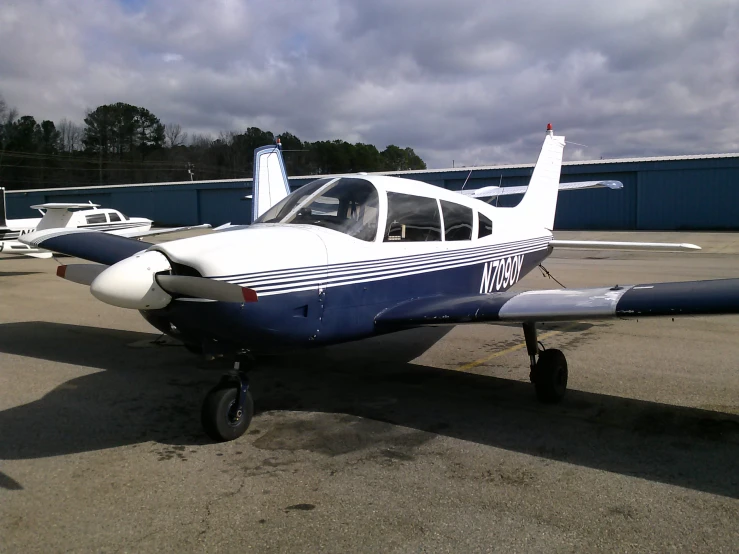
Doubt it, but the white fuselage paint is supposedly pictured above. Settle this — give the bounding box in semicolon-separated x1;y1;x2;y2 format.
153;175;553;298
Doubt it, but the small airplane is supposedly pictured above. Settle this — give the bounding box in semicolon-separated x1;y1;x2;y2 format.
0;189;209;258
21;124;739;442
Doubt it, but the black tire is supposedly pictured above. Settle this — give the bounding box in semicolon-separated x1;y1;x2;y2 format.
532;348;568;403
201;386;253;442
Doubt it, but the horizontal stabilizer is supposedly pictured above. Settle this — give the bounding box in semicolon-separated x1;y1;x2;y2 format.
550;240;700;252
57;263;107;285
156;275;258;303
21;228;151;265
460;180;623;199
375;277;739;327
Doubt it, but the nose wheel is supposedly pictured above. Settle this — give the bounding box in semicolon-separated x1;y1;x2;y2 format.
523;322;568;403
201;359;254;442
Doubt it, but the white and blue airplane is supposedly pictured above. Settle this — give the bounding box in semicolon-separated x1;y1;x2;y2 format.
21;125;739;442
0;189;209;258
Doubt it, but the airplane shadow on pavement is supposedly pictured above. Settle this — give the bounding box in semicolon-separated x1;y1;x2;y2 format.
0;321;737;498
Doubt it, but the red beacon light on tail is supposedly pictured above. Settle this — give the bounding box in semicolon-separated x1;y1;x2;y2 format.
546;123;554;136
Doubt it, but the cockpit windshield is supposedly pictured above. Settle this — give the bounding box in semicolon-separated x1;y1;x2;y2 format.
255;177;380;242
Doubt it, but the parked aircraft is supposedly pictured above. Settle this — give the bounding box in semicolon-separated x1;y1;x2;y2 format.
0;189;208;258
22;125;739;442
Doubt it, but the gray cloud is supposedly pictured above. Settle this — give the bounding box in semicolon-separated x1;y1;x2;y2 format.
0;0;737;168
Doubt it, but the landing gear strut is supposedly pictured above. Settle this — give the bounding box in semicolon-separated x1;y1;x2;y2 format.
523;322;568;403
201;356;254;441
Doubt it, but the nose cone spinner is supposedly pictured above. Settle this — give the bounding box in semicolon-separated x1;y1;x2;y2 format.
91;250;172;309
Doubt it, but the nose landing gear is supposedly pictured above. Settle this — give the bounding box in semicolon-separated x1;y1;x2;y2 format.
201;357;254;442
523;321;568;403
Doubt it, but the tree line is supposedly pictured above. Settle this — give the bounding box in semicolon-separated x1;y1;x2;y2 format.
0;94;426;190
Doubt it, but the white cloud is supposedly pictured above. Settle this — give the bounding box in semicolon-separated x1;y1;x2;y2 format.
0;0;737;167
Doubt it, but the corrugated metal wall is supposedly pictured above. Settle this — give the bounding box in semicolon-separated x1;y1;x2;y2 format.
5;156;739;230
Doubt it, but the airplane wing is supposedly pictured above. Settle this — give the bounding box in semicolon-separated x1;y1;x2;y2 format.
459;180;623;199
123;223;212;239
21;228;151;266
375;278;739;328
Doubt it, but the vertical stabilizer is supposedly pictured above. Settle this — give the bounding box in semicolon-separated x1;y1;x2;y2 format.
514;124;566;231
252;143;291;222
0;187;6;228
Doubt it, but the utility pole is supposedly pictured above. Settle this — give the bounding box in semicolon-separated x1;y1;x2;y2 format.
187;163;195;181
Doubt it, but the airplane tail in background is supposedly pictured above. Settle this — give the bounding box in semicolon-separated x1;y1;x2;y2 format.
252;143;291;222
0;187;7;228
512;125;566;231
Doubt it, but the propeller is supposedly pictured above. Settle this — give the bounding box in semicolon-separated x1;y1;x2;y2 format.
156;275;257;303
77;250;257;310
56;263;107;285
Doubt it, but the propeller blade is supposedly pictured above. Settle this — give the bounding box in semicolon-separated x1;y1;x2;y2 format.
156;275;258;303
57;263;107;285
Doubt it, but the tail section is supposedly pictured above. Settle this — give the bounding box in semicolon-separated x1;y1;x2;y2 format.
252;143;291;222
513;124;566;231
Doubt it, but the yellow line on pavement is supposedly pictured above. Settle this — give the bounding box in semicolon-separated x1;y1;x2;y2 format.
458;323;580;372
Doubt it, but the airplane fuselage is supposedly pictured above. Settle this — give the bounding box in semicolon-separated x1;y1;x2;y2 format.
139;175;553;354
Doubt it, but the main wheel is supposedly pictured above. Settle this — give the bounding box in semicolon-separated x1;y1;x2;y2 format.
201;386;254;442
532;348;568;403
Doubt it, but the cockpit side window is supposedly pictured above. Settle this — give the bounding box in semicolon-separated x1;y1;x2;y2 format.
441;200;473;241
255;178;332;224
109;212;121;222
384;192;442;242
478;213;493;238
285;178;379;241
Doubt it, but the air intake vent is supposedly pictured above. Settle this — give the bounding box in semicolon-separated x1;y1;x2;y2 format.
170;262;202;277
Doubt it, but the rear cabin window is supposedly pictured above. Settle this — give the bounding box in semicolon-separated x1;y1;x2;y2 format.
384;193;441;242
441;201;473;241
109;212;121;222
478;213;493;238
85;214;106;224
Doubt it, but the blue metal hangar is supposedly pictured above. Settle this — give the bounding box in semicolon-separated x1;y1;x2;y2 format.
5;152;739;230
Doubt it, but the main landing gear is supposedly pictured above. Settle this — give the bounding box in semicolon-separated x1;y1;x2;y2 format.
523;322;568;403
201;356;254;441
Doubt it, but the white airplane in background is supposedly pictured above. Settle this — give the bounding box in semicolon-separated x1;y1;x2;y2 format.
0;188;209;258
23;124;737;444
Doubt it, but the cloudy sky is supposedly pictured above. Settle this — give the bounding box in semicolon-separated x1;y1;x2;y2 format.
1;0;737;168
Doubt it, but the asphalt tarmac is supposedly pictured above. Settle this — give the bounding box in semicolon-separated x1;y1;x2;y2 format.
1;232;738;552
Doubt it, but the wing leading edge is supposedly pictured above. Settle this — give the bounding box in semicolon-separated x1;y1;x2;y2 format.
375;278;739;328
